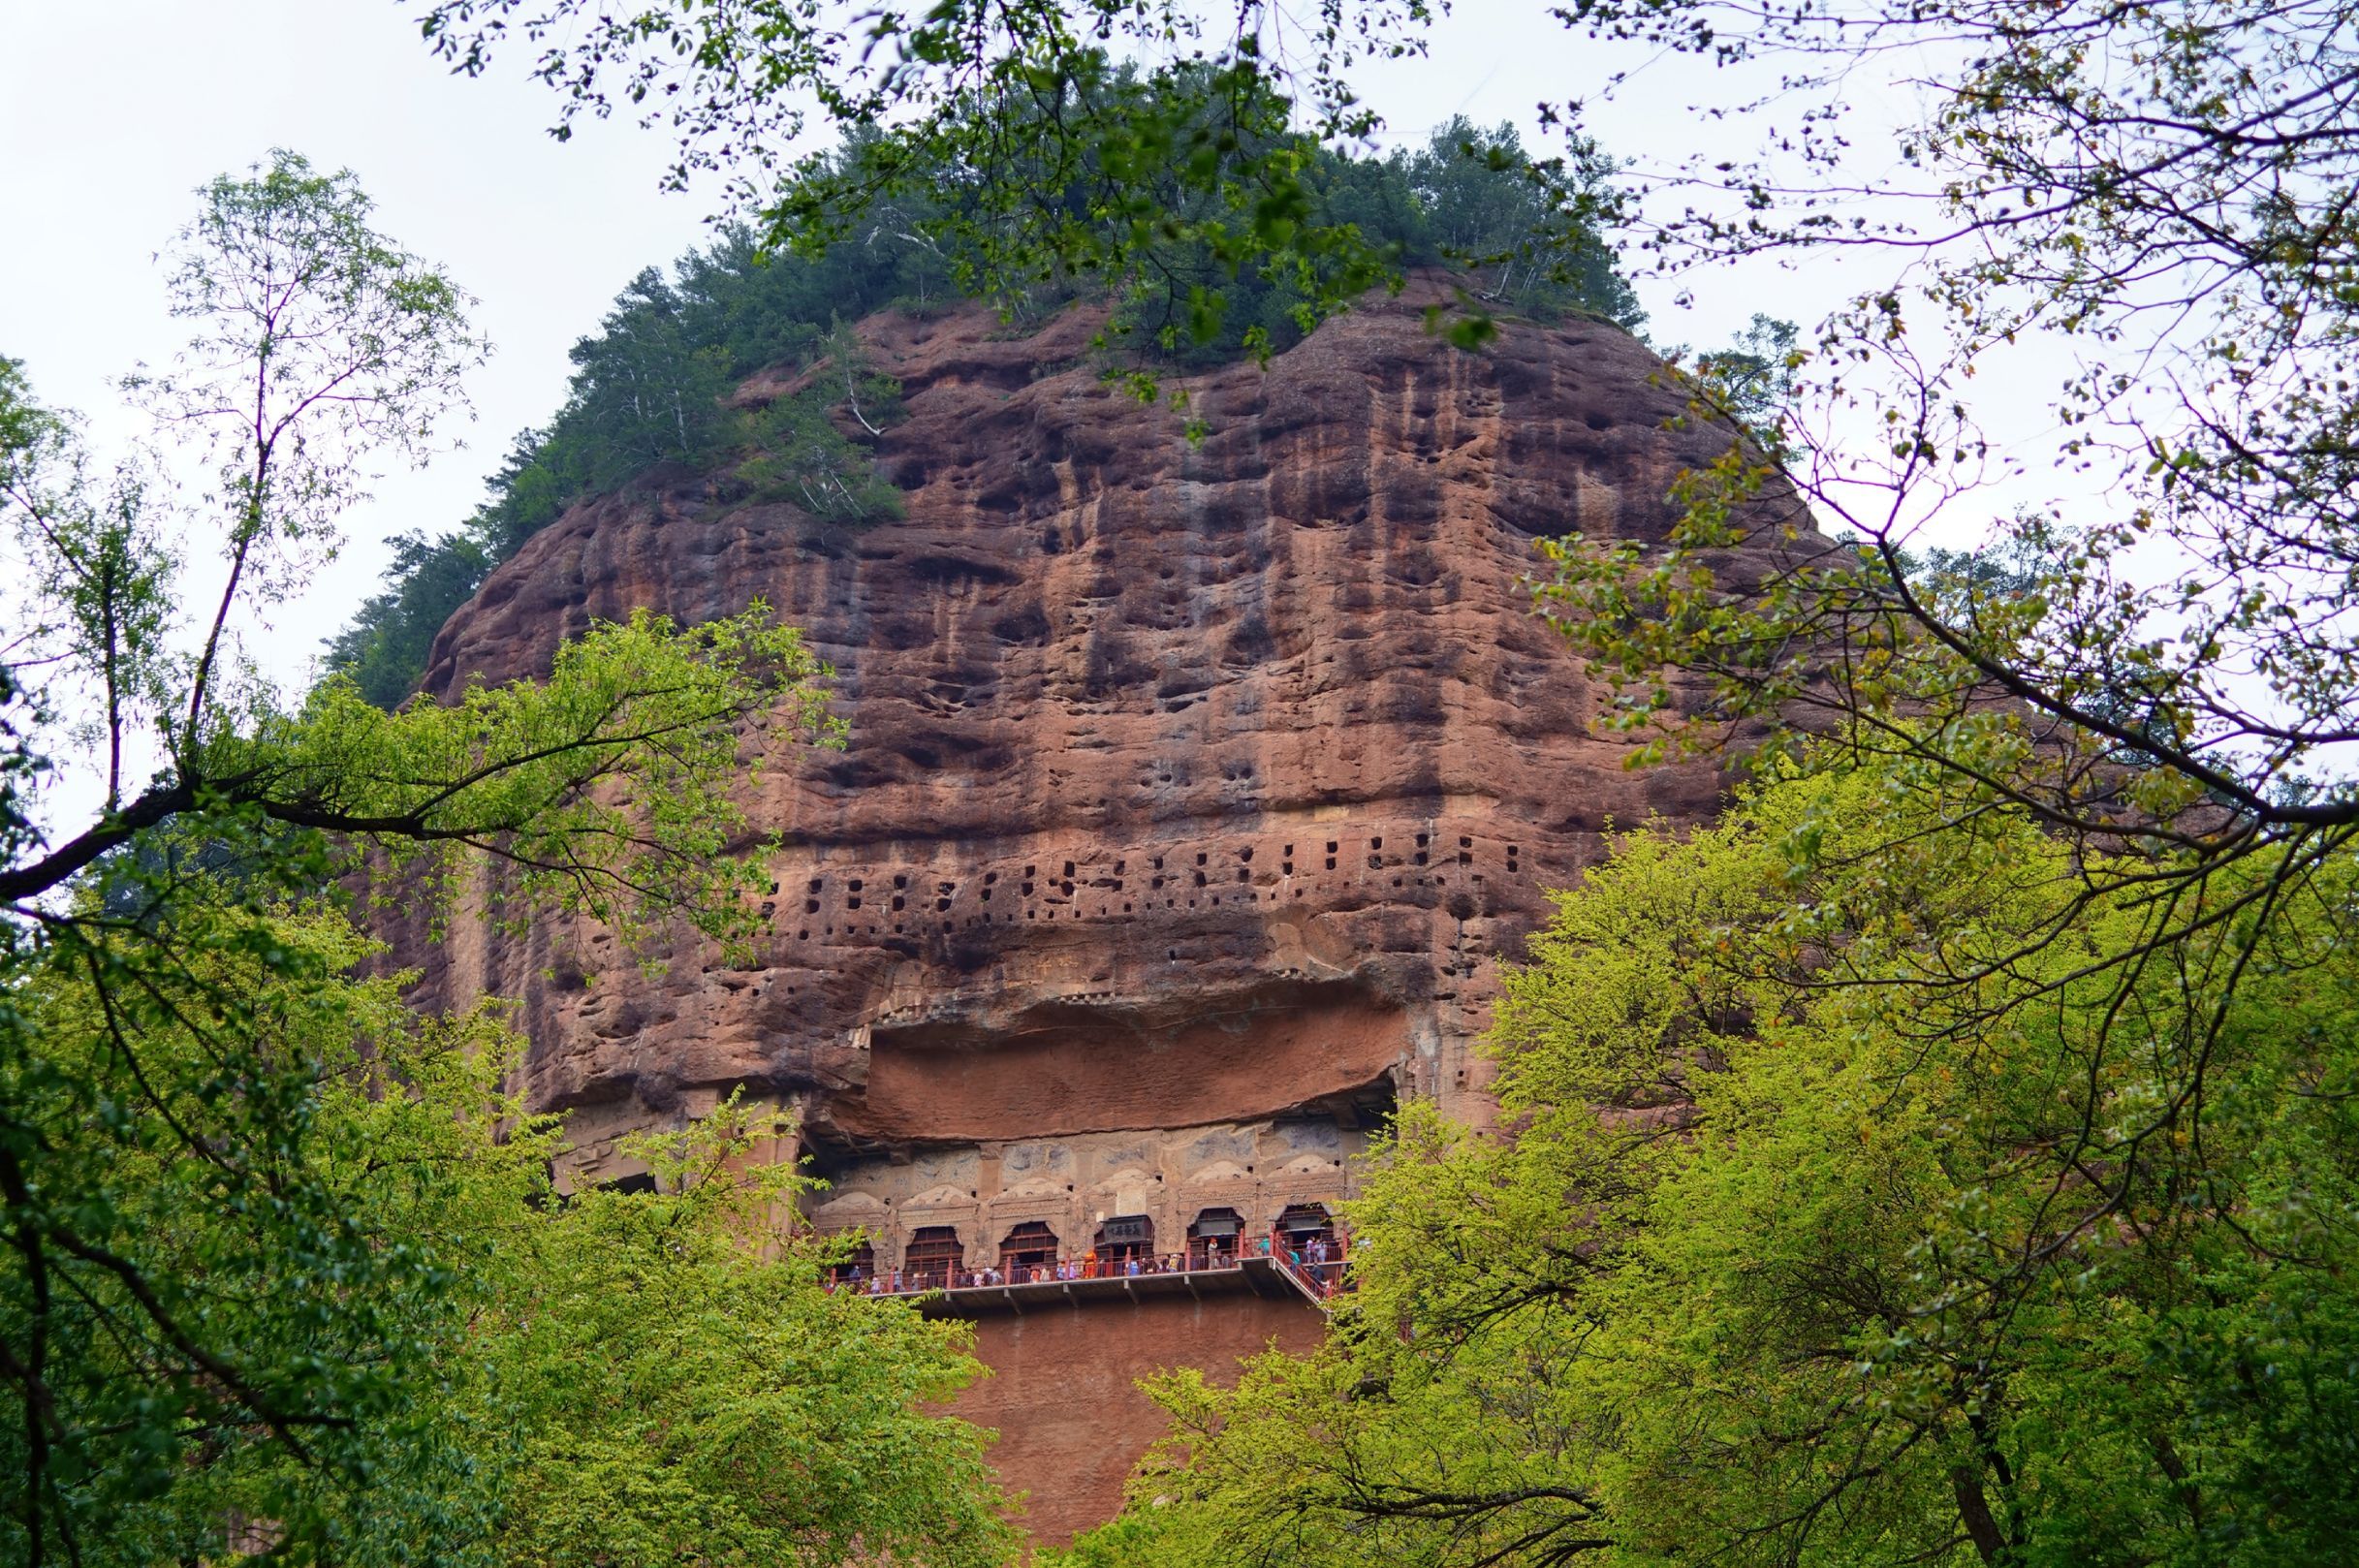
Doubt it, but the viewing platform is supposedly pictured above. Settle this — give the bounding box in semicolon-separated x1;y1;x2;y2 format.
830;1244;1351;1317
913;1256;1337;1317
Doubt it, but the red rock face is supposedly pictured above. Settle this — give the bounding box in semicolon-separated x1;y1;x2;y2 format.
954;1294;1327;1543
392;277;1797;1538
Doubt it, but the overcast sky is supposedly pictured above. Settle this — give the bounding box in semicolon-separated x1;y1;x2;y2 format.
0;0;1896;698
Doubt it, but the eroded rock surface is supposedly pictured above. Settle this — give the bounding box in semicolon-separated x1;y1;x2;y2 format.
388;278;1797;1536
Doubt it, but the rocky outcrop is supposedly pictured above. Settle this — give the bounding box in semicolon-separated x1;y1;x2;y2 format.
390;275;1801;1538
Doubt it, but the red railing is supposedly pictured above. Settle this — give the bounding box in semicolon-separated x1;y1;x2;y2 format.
824;1226;1352;1301
1269;1228;1351;1302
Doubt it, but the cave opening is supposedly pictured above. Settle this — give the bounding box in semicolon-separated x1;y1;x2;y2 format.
1093;1214;1154;1269
828;1238;876;1285
1275;1203;1337;1255
904;1225;964;1288
999;1221;1059;1276
1186;1207;1242;1269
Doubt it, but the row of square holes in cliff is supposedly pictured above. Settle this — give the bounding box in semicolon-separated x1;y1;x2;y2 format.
774;835;1524;943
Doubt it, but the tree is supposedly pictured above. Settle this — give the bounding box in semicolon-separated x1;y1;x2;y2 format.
1400;118;1639;326
734;321;906;526
1682;313;1798;447
473;1095;1013;1568
0;901;1014;1566
409;1;1432;349
1067;751;2359;1567
125;151;487;745
321;527;496;708
562;267;735;491
1525;1;2359;1009
0;156;852;1562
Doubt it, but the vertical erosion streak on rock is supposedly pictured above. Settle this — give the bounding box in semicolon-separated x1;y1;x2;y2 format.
388;276;1808;1541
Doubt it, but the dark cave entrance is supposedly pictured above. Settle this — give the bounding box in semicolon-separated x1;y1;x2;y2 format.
1275;1203;1337;1255
1093;1214;1154;1270
999;1220;1059;1277
904;1225;964;1287
1186;1207;1242;1269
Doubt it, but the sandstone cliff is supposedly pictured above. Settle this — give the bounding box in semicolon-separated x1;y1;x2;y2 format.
390;277;1797;1538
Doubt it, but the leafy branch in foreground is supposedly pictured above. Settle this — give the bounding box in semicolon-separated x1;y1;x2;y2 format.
1496;1;2359;1131
8;604;836;948
1071;752;2359;1567
270;605;834;958
1;904;1014;1567
0;153;866;1565
410;0;1442;335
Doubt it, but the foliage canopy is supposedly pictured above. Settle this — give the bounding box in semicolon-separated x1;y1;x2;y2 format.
1068;753;2359;1567
0;904;1012;1566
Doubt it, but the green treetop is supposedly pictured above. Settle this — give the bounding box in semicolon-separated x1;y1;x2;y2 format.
1070;748;2359;1567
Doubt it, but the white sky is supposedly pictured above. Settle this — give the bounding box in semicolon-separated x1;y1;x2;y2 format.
1;1;1902;688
